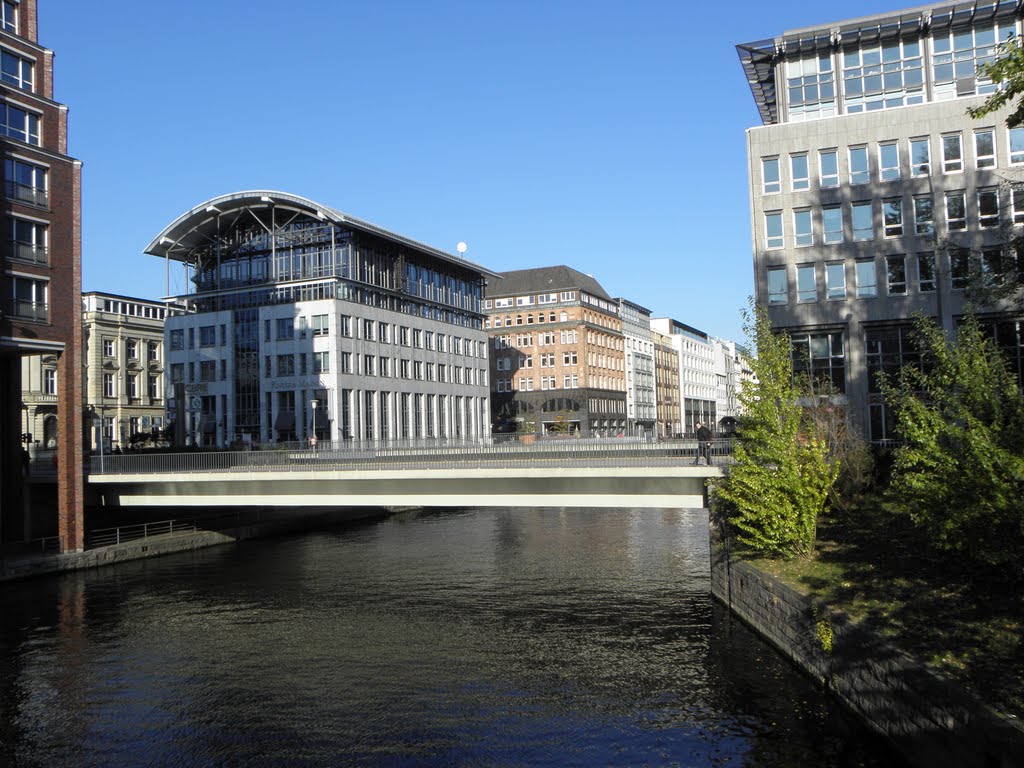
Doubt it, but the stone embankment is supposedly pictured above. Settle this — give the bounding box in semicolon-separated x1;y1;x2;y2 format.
709;513;1022;768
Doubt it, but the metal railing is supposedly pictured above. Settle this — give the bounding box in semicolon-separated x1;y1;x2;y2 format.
85;510;261;550
89;437;735;476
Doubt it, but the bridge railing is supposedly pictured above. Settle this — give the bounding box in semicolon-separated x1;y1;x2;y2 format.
89;437;734;476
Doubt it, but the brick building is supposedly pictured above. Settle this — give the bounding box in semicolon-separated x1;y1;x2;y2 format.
484;266;627;437
1;0;83;550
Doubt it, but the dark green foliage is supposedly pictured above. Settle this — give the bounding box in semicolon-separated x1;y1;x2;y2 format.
967;36;1024;127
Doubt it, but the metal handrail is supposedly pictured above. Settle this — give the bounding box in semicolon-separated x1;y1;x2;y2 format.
89;437;735;476
84;510;261;550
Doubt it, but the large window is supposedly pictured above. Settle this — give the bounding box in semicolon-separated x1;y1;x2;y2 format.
764;212;783;249
883;198;902;237
849;146;870;185
790;153;809;190
879;141;900;180
946;191;966;230
0;102;39;144
852;201;873;241
941;133;963;173
843;39;924;113
918;252;936;292
866;326;920;442
0;51;32;91
978;188;1000;227
910;137;930;176
791;331;845;393
932;24;1008;100
974;128;995;168
762;157;780;194
5;158;46;206
819;149;840;188
1011;127;1024;164
313;351;329;373
886;255;907;295
1;2;17;33
1014;187;1024;224
9;275;47;321
8;216;47;264
767;267;787;304
786;53;836;121
199;325;216;347
914;195;934;235
103;373;115;398
794;208;813;246
950;247;970;289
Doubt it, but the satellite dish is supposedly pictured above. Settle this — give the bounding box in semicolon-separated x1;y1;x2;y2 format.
456;242;467;254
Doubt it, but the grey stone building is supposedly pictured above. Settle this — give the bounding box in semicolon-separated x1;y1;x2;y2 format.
740;1;1024;441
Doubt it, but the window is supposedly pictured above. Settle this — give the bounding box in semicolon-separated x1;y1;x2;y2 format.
562;351;578;365
797;264;816;302
914;195;934;235
342;352;353;374
852;201;873;240
767;267;787;304
879;142;900;180
126;339;138;359
764;211;783;249
946;191;966;231
103;339;114;357
932;24;1008;100
886;255;907;295
363;319;375;341
0;102;39;144
103;373;115;398
910;137;930;175
975;129;995;168
843;40;924;113
790;154;809;190
918;253;936;292
379;356;390;377
951;248;970;289
1;2;17;33
819;149;839;187
978;188;1000;227
1011;127;1024;164
942;133;963;173
826;262;846;300
823;205;843;243
414;361;423;380
200;361;216;382
313;351;329;373
8;216;47;263
981;247;1012;286
866;326;921;441
794;209;812;246
187;328;194;349
363;355;375;376
5;158;46;206
170;363;183;384
0;50;33;92
791;331;845;393
883;198;902;237
199;325;216;347
849;146;870;184
378;322;390;343
1014;187;1024;224
786;53;836;121
276;354;294;376
856;259;878;298
43;368;55;395
413;329;422;348
540;352;555;368
311;314;328;336
9;275;46;320
761;157;780;193
340;315;353;338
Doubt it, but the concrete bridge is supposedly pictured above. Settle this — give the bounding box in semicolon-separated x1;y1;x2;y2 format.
88;439;728;511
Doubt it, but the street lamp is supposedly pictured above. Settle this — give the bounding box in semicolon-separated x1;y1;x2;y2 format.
310;399;319;451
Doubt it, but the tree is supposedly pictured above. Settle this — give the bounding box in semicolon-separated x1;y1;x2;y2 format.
967;36;1024;127
714;304;839;557
879;313;1024;570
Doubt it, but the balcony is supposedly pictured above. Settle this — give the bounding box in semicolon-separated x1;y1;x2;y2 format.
6;181;47;208
10;242;48;265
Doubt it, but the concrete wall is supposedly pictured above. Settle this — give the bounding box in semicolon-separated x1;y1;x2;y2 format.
709;513;1023;767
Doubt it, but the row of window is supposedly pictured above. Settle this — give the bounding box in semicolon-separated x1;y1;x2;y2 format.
101;338;160;361
764;187;1019;249
767;247;1014;304
101;372;161;400
486;291;577;309
495;375;583;392
760;128;1024;196
488;309;571;328
785;23;1012;121
496;351;582;371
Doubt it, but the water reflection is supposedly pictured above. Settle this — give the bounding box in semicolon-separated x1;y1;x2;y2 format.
0;508;900;766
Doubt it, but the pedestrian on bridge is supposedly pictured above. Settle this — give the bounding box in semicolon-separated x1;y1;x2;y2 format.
693;422;713;466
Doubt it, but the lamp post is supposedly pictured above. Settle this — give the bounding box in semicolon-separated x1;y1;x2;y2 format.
310;399;319;452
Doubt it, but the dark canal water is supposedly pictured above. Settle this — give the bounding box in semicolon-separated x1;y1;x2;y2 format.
0;508;901;767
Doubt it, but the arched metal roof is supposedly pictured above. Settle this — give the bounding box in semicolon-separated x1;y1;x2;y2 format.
144;190;499;276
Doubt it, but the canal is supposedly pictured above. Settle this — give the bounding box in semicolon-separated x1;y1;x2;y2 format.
0;507;901;766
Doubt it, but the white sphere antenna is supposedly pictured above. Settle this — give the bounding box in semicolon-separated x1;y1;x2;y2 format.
456;241;468;256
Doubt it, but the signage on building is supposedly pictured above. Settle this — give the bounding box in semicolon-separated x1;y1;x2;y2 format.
184;383;208;394
268;377;329;390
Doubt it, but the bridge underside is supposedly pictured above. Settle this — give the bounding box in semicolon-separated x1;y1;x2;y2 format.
90;467;719;510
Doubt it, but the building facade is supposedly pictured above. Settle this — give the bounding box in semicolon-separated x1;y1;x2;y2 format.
149;191;495;448
740;1;1024;441
0;0;84;548
652;329;681;438
617;297;656;435
650;317;718;435
484;266;627;437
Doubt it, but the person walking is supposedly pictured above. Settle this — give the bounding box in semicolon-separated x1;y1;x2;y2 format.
693;422;713;466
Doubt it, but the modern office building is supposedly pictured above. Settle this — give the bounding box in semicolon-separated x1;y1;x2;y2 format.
484;266;627;437
739;1;1024;441
148;191;496;447
617;297;656;435
0;0;83;549
650;317;719;434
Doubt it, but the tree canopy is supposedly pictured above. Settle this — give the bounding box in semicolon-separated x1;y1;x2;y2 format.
968;36;1024;126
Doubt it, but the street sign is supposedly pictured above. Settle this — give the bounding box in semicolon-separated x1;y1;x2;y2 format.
190;396;202;411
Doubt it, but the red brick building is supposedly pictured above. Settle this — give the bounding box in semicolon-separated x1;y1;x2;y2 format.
0;0;84;550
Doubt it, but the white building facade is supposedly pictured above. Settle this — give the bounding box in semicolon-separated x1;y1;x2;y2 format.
617;298;656;434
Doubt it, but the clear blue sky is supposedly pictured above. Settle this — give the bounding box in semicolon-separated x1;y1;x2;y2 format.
42;0;902;344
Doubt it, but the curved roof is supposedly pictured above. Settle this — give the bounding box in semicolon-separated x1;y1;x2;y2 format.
144;189;499;276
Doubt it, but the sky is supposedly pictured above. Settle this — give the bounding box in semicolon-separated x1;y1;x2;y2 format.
42;0;904;345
